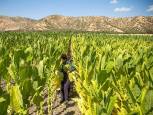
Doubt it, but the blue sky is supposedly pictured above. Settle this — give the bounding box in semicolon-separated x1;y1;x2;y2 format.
0;0;153;19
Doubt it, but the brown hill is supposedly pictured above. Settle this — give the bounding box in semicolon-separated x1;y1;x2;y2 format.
0;15;153;33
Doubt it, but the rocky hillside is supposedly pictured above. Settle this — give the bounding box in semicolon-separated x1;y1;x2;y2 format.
0;16;36;31
0;15;153;33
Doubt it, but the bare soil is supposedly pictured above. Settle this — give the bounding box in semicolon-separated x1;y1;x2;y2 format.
28;84;81;115
52;90;81;115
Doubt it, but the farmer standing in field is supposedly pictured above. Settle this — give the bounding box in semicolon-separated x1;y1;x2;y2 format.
59;38;76;103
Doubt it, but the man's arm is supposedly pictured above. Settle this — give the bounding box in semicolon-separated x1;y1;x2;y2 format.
67;37;72;61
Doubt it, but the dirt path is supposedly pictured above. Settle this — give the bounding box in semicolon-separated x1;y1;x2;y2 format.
52;90;81;115
28;86;81;115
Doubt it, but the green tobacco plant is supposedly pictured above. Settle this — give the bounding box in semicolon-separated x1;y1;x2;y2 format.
0;32;153;115
72;34;153;115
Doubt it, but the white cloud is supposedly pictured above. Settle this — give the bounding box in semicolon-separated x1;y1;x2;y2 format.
147;5;153;12
110;0;118;4
114;7;131;13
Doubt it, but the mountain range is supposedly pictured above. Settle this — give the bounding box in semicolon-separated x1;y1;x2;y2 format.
0;15;153;34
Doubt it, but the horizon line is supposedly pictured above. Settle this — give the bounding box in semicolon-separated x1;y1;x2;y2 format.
0;14;153;20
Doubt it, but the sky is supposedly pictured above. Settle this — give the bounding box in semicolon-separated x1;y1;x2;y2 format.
0;0;153;19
